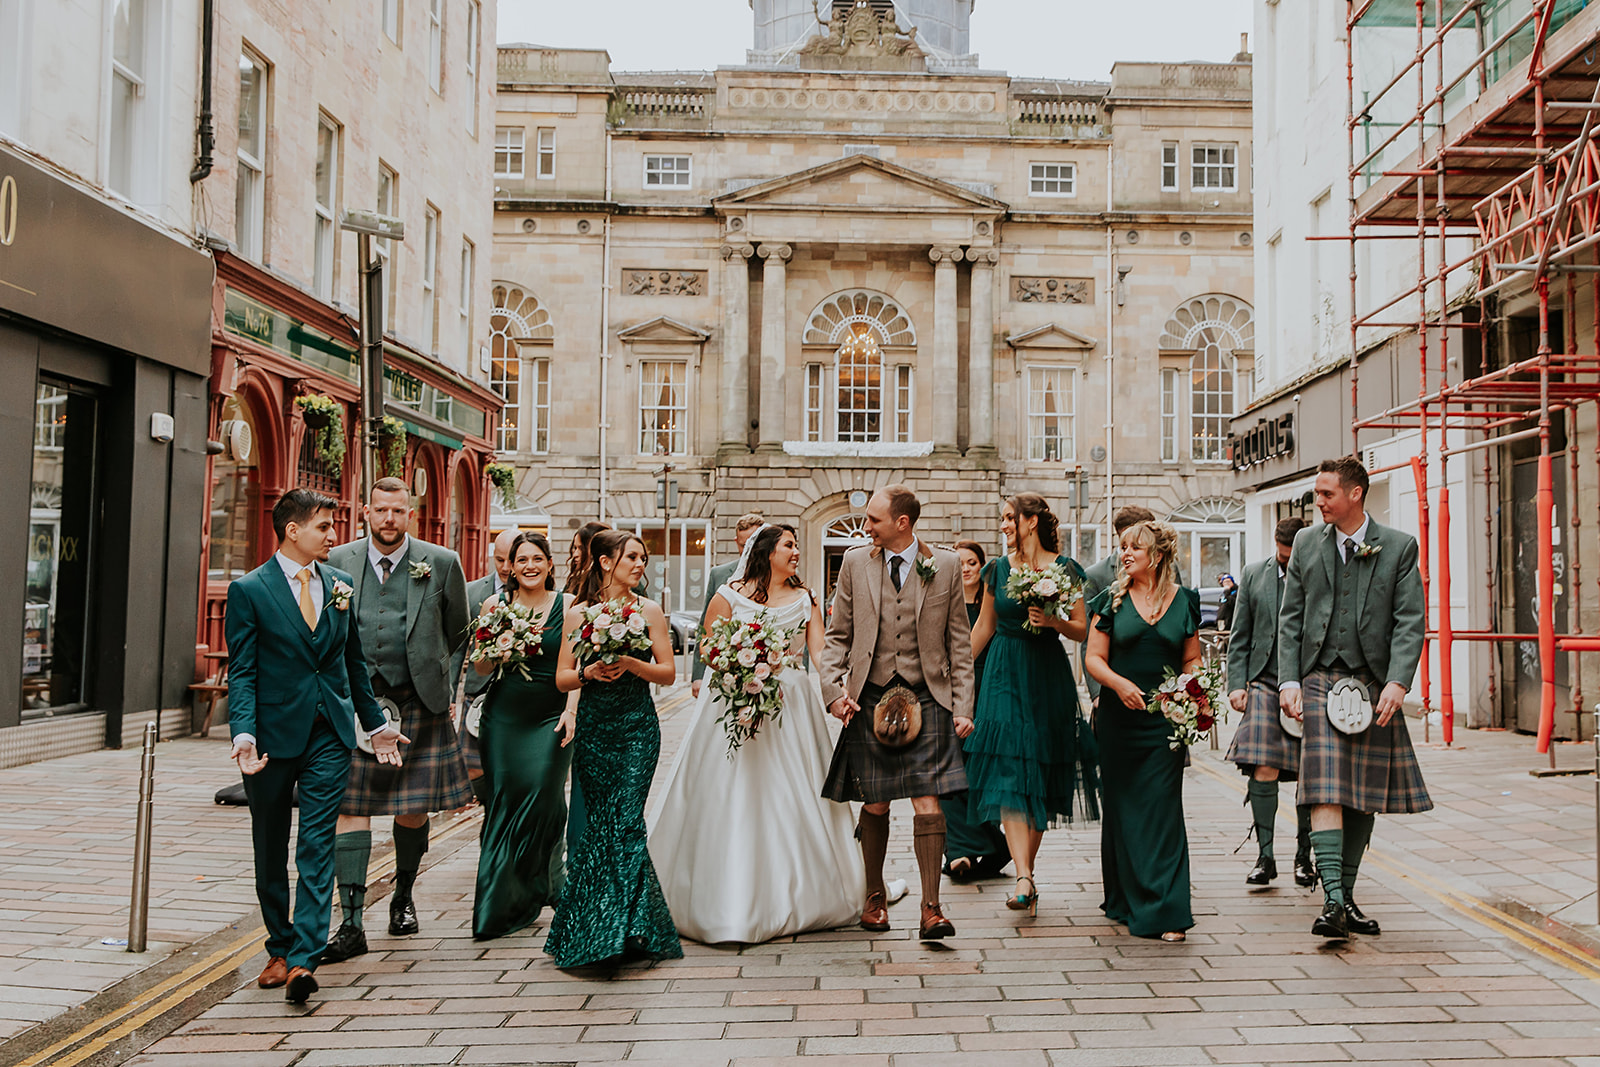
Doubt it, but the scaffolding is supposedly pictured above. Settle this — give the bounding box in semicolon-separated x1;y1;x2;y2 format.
1345;0;1600;760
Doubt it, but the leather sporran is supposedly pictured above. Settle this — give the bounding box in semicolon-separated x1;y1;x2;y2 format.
872;685;922;748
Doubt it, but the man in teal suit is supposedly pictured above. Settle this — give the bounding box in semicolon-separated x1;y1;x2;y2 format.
324;477;472;962
227;488;404;1004
1279;457;1431;941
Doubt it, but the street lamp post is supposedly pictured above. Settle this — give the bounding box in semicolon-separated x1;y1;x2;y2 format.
340;209;405;512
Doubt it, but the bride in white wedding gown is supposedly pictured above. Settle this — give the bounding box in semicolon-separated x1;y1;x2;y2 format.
649;524;866;944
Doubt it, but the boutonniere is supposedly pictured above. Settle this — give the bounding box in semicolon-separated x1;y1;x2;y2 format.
1353;542;1381;560
409;560;432;580
914;554;938;583
330;580;354;611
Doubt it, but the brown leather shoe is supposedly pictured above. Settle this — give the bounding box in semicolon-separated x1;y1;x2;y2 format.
284;966;319;1004
256;956;288;988
919;903;955;941
860;890;890;932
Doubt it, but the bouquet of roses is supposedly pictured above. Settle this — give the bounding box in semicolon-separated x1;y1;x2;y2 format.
1148;663;1227;750
575;597;654;665
1005;560;1085;633
465;600;544;681
698;610;804;755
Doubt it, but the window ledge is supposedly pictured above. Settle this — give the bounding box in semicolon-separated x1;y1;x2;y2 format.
783;441;934;457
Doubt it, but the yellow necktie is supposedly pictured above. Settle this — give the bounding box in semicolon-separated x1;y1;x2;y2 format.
297;567;318;632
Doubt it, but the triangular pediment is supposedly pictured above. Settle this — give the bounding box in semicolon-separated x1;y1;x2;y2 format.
713;155;1007;213
1006;323;1098;350
617;316;711;343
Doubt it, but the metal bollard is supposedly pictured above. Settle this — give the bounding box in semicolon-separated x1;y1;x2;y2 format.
127;721;157;953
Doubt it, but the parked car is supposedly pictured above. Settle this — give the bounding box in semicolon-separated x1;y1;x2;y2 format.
668;609;699;657
1197;586;1222;629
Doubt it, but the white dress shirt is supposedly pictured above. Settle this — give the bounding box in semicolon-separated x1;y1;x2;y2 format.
885;538;920;590
368;534;411;583
1280;514;1371;693
276;552;324;615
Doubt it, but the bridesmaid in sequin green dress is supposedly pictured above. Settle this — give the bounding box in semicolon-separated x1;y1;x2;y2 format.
547;530;682;968
471;533;572;941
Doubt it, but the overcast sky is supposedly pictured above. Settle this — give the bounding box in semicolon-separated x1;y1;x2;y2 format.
497;0;1255;82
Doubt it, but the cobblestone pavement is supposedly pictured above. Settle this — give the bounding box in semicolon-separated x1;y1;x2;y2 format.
3;694;1599;1066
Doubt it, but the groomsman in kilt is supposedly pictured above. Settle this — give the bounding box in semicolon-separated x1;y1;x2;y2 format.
226;489;405;1003
1225;517;1315;888
1279;456;1431;940
450;527;518;800
323;476;473;962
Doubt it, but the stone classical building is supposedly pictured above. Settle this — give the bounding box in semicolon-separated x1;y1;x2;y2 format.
492;0;1254;610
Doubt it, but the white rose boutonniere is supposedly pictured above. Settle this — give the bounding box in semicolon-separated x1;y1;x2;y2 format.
914;554;938;583
1353;542;1381;560
330;580;354;611
409;560;432;580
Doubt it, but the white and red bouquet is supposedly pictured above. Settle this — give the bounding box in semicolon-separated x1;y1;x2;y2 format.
1004;560;1084;634
466;600;544;680
1149;663;1227;750
698;610;803;754
575;597;654;666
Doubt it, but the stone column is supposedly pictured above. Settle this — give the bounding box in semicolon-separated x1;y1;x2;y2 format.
719;243;754;452
929;246;963;453
965;248;999;454
756;243;792;453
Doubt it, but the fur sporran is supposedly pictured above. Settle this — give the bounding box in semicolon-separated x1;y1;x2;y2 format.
872;685;922;748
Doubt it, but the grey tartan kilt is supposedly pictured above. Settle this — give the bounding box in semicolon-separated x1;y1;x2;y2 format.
342;685;475;816
1225;682;1301;779
822;680;967;804
1298;669;1433;814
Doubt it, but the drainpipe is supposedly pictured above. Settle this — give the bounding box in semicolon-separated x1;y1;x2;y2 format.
598;130;613;523
189;0;215;184
1104;141;1116;547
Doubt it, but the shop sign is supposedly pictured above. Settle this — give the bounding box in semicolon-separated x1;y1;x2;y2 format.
1228;412;1295;471
223;288;357;376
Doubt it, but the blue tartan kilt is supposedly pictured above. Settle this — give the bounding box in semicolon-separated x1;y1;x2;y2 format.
1225;682;1301;779
1298;669;1432;814
341;687;474;816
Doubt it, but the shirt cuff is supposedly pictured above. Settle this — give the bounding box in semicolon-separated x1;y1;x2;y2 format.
232;732;256;749
367;722;401;741
1278;681;1301;692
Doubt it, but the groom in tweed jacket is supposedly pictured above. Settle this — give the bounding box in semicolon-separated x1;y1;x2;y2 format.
1279;456;1430;941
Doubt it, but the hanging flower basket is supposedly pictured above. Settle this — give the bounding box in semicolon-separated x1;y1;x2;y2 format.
378;415;408;479
293;395;346;477
486;462;517;510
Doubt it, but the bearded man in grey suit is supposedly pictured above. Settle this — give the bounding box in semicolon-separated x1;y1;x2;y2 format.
1280;457;1431;942
322;477;471;963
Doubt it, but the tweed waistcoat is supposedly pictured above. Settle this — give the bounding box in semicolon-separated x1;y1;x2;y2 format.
867;563;924;689
359;559;412;689
1316;542;1368;672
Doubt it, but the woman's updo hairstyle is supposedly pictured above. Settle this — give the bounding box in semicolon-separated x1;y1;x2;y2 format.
736;523;806;604
577;528;648;605
1007;492;1061;555
1110;519;1181;612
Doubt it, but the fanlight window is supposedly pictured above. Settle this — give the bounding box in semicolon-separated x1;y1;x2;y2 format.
1159;295;1253;463
824;514;871;541
804;289;915;347
488;284;554;452
1167;497;1246;525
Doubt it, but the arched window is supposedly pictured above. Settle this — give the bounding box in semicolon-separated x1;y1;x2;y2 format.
489;284;553;452
1159;296;1253;462
836;322;883;441
803;290;916;445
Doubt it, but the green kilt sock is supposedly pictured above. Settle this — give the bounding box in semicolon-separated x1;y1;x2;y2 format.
334;830;372;930
1341;809;1376;899
1309;828;1346;908
1247;779;1278;861
1295;804;1313;859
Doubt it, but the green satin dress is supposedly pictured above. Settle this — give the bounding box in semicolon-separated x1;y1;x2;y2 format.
472;596;573;940
543;673;682;967
1090;586;1200;937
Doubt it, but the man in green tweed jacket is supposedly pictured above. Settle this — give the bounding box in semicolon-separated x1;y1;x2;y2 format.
1279;457;1431;941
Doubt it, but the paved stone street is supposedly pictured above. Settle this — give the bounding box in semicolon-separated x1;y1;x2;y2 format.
3;691;1599;1066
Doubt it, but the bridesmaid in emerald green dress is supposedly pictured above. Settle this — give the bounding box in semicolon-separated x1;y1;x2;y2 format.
471;532;573;940
1086;519;1202;942
546;530;682;968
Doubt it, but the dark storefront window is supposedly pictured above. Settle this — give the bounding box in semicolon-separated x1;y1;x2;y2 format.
24;381;99;712
209;395;261;583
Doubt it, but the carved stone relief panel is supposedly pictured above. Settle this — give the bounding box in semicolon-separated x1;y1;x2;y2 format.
1011;277;1093;304
624;269;706;296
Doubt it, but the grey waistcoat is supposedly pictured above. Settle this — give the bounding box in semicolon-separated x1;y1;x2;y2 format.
1317;546;1368;673
359;561;413;689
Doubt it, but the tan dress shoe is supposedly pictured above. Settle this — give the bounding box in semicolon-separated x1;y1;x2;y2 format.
256;956;288;988
285;966;319;1004
919;903;955;940
859;890;890;932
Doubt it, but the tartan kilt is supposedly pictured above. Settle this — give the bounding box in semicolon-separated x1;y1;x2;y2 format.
1225;682;1301;779
342;686;474;816
822;680;967;803
1298;669;1432;813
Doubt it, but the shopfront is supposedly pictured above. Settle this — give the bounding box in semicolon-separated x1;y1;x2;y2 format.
0;143;214;763
200;253;501;668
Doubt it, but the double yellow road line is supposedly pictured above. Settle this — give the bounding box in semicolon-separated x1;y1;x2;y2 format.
18;811;481;1067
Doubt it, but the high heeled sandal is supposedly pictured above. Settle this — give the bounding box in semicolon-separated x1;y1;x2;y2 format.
1006;875;1038;917
947;857;974;882
1160;931;1187;943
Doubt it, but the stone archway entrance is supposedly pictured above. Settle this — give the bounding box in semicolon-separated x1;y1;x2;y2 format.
820;512;870;605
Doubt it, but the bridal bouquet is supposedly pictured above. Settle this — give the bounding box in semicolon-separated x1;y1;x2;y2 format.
1005;560;1085;633
1148;663;1227;750
575;598;654;665
698;611;803;755
465;601;544;680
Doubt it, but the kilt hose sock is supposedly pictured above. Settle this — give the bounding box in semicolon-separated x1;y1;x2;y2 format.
1309;828;1347;907
858;809;890;899
334;830;372;930
1296;804;1313;859
1247;779;1278;860
393;817;430;893
912;812;946;907
1341;809;1375;899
